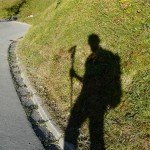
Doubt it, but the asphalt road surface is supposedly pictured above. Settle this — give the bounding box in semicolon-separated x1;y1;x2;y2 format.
0;21;44;150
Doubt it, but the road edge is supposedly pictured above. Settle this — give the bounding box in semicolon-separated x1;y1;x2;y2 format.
8;40;75;150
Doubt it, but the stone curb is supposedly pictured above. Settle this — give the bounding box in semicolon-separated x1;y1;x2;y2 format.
8;40;75;150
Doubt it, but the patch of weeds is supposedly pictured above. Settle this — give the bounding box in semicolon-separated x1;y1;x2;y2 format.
25;105;38;117
0;0;26;18
141;23;150;30
56;0;62;9
119;0;132;10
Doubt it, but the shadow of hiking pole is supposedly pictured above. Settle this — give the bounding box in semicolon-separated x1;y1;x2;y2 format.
69;46;77;108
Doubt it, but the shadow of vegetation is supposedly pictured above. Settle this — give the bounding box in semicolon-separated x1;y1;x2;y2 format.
6;0;26;17
64;34;122;150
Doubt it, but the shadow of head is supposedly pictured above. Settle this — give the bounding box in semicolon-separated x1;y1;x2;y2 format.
88;34;101;52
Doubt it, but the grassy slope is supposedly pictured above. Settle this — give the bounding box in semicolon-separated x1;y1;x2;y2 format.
0;0;19;17
1;0;149;149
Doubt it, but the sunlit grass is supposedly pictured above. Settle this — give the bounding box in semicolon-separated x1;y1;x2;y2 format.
0;0;21;18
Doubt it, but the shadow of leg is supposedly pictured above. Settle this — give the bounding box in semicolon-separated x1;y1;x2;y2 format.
89;115;106;150
65;98;87;149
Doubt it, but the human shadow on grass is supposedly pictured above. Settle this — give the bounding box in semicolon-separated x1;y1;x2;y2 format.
64;34;122;150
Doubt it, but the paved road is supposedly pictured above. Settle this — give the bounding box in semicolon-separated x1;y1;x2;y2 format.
0;21;44;150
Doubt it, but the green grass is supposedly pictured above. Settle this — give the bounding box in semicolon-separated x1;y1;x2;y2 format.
0;0;26;18
1;0;149;149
